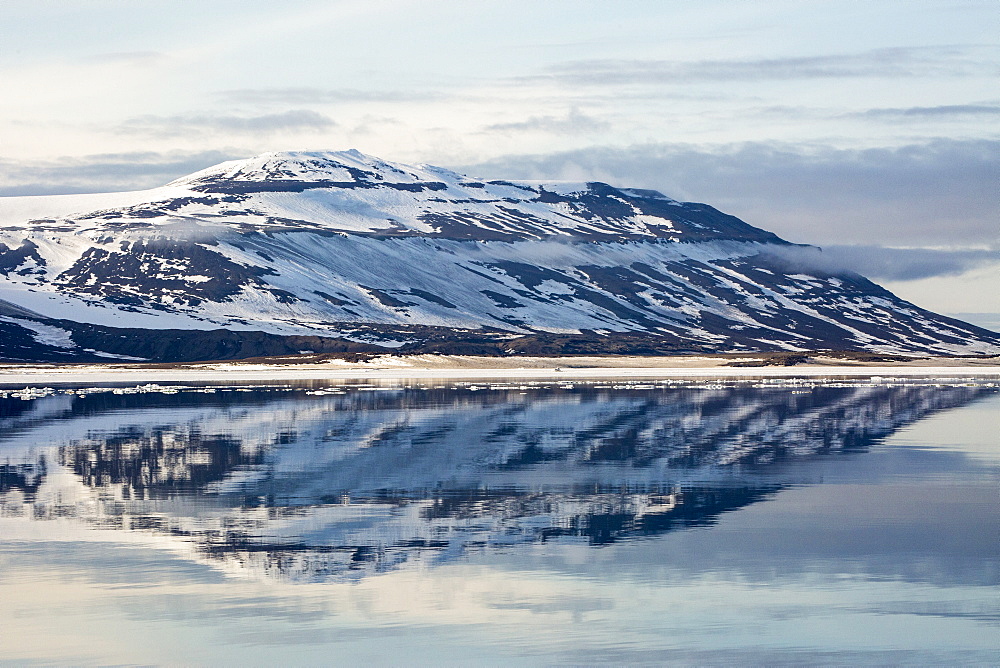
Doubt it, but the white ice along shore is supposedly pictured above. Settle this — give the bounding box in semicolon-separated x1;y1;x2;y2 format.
1;149;998;362
1;361;999;386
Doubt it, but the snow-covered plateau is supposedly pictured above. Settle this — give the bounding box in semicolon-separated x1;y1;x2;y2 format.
1;149;997;362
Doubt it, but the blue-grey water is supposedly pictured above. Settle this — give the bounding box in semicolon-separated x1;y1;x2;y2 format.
1;377;997;665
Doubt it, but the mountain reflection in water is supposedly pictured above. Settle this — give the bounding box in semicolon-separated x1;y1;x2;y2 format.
0;380;989;581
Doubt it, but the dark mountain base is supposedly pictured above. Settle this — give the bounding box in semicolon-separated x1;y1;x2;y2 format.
1;318;721;363
0;320;380;364
2;314;984;364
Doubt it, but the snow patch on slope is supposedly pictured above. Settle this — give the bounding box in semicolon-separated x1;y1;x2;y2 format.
0;316;76;348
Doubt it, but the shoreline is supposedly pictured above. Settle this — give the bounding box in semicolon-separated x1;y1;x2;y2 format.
2;354;999;385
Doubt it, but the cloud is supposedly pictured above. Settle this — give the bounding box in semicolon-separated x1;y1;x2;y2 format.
524;46;996;86
946;312;1000;332
852;104;1000;118
456;139;1000;248
349;115;405;135
757;245;1000;281
483;109;610;135
81;51;167;65
0;150;243;196
216;88;441;105
116;110;336;138
758;246;1000;320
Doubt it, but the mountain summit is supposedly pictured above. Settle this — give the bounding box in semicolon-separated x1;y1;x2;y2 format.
0;150;997;362
165;149;783;243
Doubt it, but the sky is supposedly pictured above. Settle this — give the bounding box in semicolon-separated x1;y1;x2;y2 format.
1;0;998;328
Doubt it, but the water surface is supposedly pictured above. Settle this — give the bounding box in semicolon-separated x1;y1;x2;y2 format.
1;377;997;665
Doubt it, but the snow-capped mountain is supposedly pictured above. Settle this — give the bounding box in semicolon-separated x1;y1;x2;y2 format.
0;150;996;361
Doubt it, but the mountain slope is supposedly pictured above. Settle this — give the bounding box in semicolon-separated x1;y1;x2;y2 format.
0;150;997;362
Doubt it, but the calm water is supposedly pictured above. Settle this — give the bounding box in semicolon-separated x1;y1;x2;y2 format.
1;377;998;665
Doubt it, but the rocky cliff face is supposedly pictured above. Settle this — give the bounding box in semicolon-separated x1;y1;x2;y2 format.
0;150;996;361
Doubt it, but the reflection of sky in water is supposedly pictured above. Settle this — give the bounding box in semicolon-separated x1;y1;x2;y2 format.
0;381;997;664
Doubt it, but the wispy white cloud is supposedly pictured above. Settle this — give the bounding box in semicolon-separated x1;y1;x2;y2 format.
80;51;168;65
758;245;1000;281
850;104;1000;118
0;150;244;195
482;109;609;135
523;46;999;86
115;110;336;138
216;88;443;105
